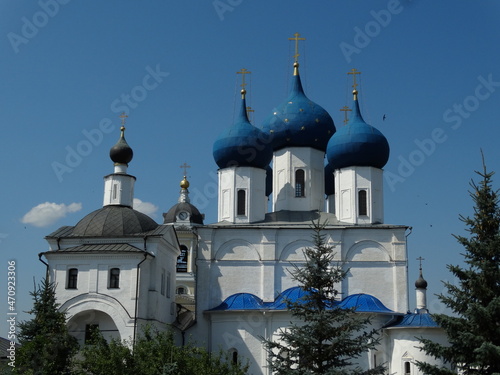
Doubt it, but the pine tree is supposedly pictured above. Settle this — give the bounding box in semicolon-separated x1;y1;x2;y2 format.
264;221;385;375
417;159;500;374
14;277;78;375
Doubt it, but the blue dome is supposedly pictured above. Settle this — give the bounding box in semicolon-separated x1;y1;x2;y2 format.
262;64;335;151
338;293;393;313
326;97;389;170
213;93;273;169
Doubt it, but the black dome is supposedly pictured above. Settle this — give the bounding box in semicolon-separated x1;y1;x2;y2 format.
415;274;428;289
110;127;133;165
163;202;204;225
73;205;158;236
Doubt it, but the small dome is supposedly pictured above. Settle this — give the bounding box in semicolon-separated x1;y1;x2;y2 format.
415;270;428;289
261;64;335;152
73;205;158;237
110;126;133;165
163;202;204;225
326;95;389;170
213;92;273;169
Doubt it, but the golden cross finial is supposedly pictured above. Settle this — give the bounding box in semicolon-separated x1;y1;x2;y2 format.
347;68;361;91
340;106;352;125
180;162;191;176
288;32;306;63
119;112;128;129
237;68;251;89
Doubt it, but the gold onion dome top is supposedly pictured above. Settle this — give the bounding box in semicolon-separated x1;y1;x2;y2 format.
180;176;189;189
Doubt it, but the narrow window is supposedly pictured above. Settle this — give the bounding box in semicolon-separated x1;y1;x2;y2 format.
160;269;166;296
166;271;171;298
109;268;120;289
295;169;305;197
67;268;78;289
176;245;188;272
237;190;246;216
404;361;411;375
112;183;118;200
358;189;367;216
85;324;99;344
230;349;238;364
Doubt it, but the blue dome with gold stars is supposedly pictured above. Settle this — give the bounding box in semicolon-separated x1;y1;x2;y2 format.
262;63;335;152
213;90;273;169
326;91;389;169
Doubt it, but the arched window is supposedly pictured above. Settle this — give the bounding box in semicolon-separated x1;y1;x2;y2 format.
109;268;120;289
67;268;78;289
229;348;238;364
237;189;246;216
176;287;186;295
358;189;367;216
177;245;188;272
295;169;305;197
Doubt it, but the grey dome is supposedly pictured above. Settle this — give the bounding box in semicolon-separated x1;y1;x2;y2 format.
73;205;158;236
415;273;428;289
163;202;204;225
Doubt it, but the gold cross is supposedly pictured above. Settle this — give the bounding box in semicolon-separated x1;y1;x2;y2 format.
237;68;251;89
340;106;352;125
180;163;191;176
119;112;128;128
347;68;361;90
288;32;306;63
246;106;254;122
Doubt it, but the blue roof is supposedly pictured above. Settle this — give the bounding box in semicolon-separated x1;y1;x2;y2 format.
209;287;394;314
213;94;273;169
261;65;335;152
388;312;440;328
326;98;389;170
338;293;394;313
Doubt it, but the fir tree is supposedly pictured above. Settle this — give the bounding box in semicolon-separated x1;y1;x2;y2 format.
264;221;385;375
14;278;78;375
417;160;500;374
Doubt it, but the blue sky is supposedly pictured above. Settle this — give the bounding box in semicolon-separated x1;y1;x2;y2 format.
1;1;500;337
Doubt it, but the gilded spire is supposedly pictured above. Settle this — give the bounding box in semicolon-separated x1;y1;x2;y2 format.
347;68;361;100
288;32;305;75
237;68;251;99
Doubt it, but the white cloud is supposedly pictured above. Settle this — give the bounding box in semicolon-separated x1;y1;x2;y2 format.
22;202;82;228
133;198;158;217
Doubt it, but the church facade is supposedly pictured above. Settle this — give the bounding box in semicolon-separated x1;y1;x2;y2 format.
40;39;452;374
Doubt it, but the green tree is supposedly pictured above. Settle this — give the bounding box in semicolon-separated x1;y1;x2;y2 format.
14;278;78;375
264;221;385;375
74;325;249;375
417;160;500;374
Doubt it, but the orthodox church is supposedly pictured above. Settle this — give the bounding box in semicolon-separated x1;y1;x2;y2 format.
40;36;452;374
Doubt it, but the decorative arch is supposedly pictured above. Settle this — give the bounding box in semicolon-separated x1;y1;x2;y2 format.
61;293;134;330
279;240;313;261
345;240;391;262
215;239;261;261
